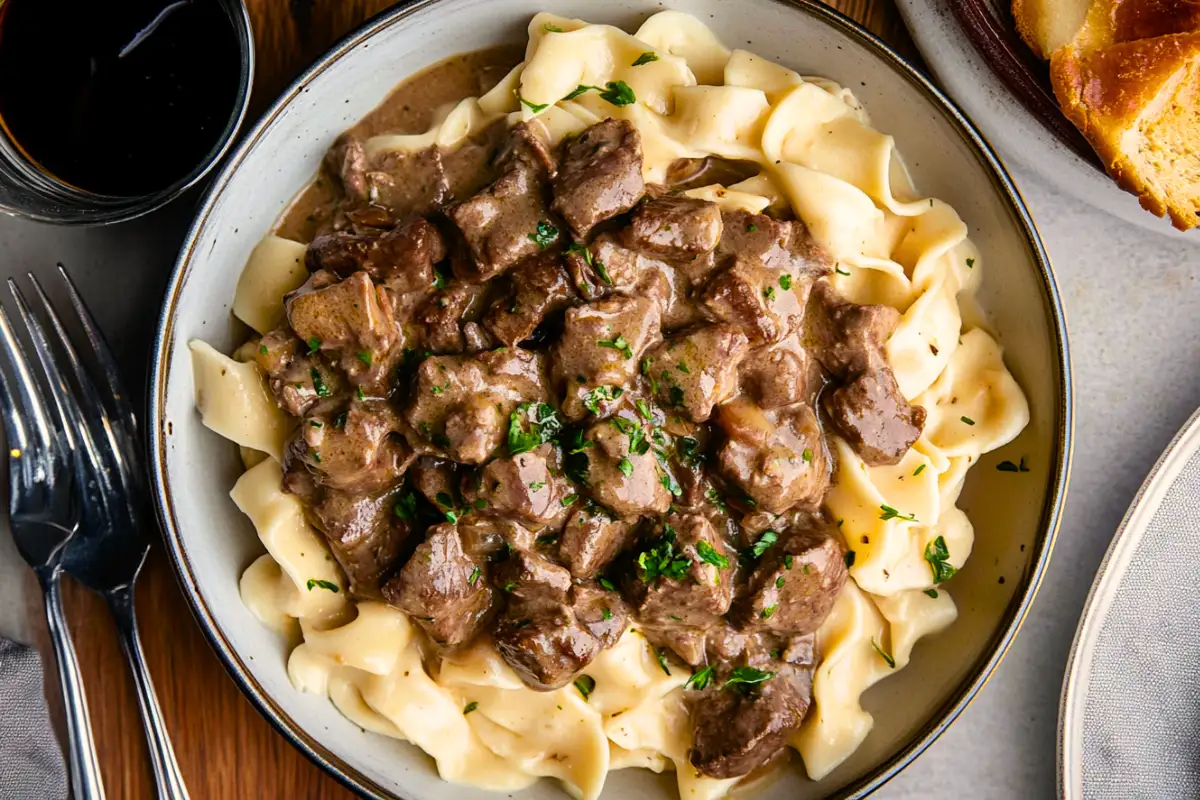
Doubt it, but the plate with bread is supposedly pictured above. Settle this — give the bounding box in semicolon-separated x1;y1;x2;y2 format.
896;0;1199;237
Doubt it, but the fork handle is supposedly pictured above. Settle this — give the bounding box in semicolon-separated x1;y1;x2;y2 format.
40;569;106;800
106;586;190;800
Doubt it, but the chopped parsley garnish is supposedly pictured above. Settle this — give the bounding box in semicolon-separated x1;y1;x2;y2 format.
430;383;446;395
528;481;546;491
601;607;613;620
583;384;623;414
641;358;658;394
720;666;774;692
775;575;785;589
597;334;633;359
845;550;856;568
784;554;794;570
695;540;729;570
310;368;330;397
677;436;703;466
961;416;976;426
761;604;778;619
668;385;685;407
599;577;616;592
763;286;776;301
685;666;714;691
432;264;452;290
637;529;691;582
516;92;548;113
507;402;563;456
394;492;418;521
463;701;479;715
528;219;560;250
659;469;682;497
309;449;321;463
654;648;672;676
997;457;1031;473
632;51;659;66
880;504;917;522
333;412;347;429
966;257;976;268
746;223;757;232
871;638;896;668
835;266;851;276
779;274;793;290
306;579;338;592
561;495;579;507
543;23;563;32
435;492;454;508
474;499;488;510
537;533;560;547
502;581;517;594
676;361;690;375
617;457;634;477
749;529;778;558
704;487;728;515
574;675;596;699
258;344;268;355
306;337;321;354
566;242;612;284
356;386;366;401
924;535;957;583
598;80;636;106
563;84;593;100
468;568;481;586
635;399;653;420
913;464;927;476
356;351;372;366
802;448;813;463
309;420;322;428
924;588;939;599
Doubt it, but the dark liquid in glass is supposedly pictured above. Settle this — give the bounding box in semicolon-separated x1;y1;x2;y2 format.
0;0;242;196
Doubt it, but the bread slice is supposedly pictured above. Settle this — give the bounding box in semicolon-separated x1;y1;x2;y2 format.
1013;0;1093;58
1052;30;1200;229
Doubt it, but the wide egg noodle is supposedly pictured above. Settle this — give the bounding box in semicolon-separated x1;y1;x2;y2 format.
633;10;732;86
885;279;962;401
232;236;309;334
189;340;292;460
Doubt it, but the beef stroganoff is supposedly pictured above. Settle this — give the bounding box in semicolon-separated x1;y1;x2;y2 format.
189;11;1029;799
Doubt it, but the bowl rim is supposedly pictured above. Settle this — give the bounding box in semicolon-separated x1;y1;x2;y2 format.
147;0;1074;797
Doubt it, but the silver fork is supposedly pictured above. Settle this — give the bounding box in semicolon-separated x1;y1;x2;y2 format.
0;281;104;798
9;266;190;800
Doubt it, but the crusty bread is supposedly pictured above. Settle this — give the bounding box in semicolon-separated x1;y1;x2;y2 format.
1013;0;1093;58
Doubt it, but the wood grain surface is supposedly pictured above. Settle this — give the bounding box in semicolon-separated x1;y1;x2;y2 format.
42;2;912;798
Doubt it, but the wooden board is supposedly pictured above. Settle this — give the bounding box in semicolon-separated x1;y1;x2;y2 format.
42;2;913;797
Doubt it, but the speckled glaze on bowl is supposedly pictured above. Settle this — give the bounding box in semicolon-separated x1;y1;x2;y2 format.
896;0;1190;240
148;1;1072;798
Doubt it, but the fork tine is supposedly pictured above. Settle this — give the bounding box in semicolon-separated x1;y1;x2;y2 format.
0;302;55;465
6;282;78;455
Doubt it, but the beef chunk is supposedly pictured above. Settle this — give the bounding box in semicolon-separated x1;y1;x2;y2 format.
254;328;346;418
311;485;413;598
493;549;572;604
410;457;459;510
553;296;662;420
448;159;554;280
572;583;629;648
417;283;489;354
689;658;814;778
825;367;926;466
364;146;451;217
806;281;900;378
584;417;672;519
324;133;370;202
457;516;537;558
493;602;600;691
642;626;707;666
734;526;847;634
306;216;447;295
484;252;578;346
286;272;399;382
715;211;832;278
288;400;412;493
739;335;825;409
626;196;723;260
382;524;494;647
499;121;556;176
625;514;735;626
642;324;749;422
715;398;829;514
564;231;660;301
551;119;645;238
559;507;634;579
472;443;574;529
403;347;548;464
700;256;808;345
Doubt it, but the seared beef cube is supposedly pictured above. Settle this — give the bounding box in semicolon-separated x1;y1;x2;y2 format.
462;322;496;352
703;622;754;663
494;602;599;691
572;583;629;649
643;324;749;422
254;328;334;418
286;272;398;374
324;133;369;202
627;196;723;260
584;418;671;519
553;296;662;420
826;366;926;465
472;443;574;529
739;336;825;409
715;211;832;278
484;252;578;346
493;549;572;603
734;527;847;634
367;146;450;217
716;399;829;514
306;216;447;295
552;119;645;238
448;160;553;280
382;524;494;647
311;485;412;598
290;401;413;493
342;204;396;232
499;121;556;176
417;284;489;354
457;516;537;558
564;231;663;301
559;507;633;579
689;659;814;778
410;457;459;510
625;514;735;626
700;257;808;345
642;627;707;666
403;347;547;464
806;282;900;378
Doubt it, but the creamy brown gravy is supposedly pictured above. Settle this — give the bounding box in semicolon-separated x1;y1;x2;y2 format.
275;46;521;243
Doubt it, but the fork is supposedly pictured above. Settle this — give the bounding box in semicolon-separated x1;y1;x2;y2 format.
8;266;190;800
0;280;104;798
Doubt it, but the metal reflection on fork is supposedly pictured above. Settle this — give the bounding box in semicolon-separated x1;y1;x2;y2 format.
0;265;189;800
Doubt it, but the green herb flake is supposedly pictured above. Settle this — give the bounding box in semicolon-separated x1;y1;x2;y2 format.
635;399;653;420
924;588;939;599
997;457;1031;473
528;219;560;250
654;648;672;676
306;578;339;592
676;361;690;375
763;285;776;301
913;464;927;476
597;334;633;359
463;701;479;715
356;351;373;366
802;448;813;463
394;492;417;521
310;449;322;464
872;637;896;668
761;604;778;619
309;420;322;428
685;666;714;691
601;607;614;620
746;223;757;232
836;266;851;276
720;666;774;692
258;344;268;355
583;384;622;415
516;92;548;113
468;568;481;586
562;495;579;507
749;529;778;558
961;416;976;426
924;535;957;583
507;402;563;456
632;51;659;66
775;575;785;589
543;23;564;32
617;457;634;478
528;481;547;491
598;80;636;106
880;504;917;522
599;577;616;592
474;498;488;510
310;368;330;397
574;675;596;700
845;550;856;568
307;337;321;354
637;529;691;583
695;539;729;570
967;257;976;268
779;274;793;290
784;554;794;570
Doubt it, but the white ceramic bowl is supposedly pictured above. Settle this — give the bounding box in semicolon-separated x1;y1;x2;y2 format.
149;1;1072;798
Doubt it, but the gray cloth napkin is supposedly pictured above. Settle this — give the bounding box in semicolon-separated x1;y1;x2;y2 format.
0;639;67;800
1081;445;1200;798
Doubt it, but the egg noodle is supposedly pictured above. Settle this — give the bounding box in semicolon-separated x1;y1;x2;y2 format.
189;11;1030;799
